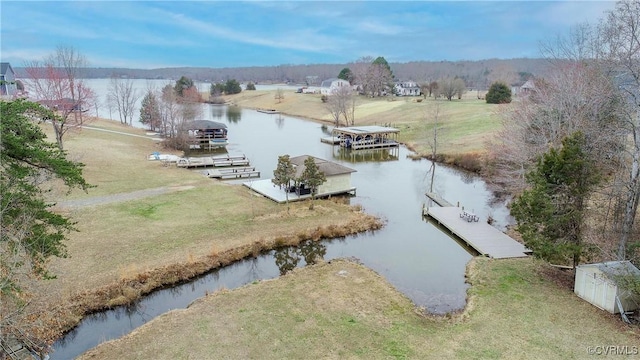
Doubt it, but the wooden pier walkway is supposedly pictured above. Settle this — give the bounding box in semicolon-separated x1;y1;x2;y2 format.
424;206;530;259
176;154;249;168
204;166;260;179
425;192;454;207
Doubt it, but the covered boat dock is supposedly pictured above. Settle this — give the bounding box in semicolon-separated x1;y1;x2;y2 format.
330;125;399;150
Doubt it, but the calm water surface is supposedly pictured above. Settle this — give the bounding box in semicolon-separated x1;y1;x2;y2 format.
48;88;511;359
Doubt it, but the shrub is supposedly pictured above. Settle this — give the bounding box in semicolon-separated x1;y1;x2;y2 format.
246;82;256;90
321;95;328;103
486;82;512;104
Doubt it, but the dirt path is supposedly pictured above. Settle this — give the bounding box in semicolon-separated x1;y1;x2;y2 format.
55;185;195;209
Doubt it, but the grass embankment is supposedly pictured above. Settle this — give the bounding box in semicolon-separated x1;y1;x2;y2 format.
226;89;501;170
30;119;381;341
81;257;639;359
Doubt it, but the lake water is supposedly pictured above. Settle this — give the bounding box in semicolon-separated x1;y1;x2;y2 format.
47;80;511;359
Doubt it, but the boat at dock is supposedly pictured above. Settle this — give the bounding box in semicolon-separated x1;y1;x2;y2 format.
257;109;280;114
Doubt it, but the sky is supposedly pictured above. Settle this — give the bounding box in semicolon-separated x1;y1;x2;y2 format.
0;1;617;69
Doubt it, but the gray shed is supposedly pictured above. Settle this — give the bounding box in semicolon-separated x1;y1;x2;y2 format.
574;261;640;314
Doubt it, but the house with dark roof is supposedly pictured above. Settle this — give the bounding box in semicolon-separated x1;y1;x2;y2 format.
0;62;17;98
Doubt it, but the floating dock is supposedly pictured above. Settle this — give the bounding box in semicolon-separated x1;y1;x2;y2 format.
424;206;530;259
176;154;249;168
204;166;260;179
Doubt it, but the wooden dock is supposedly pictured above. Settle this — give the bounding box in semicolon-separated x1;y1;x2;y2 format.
425;192;454;207
204;166;260;179
176;154;249;168
424;206;530;259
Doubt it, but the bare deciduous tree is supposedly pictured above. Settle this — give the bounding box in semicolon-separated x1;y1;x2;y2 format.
325;85;354;127
275;88;285;103
436;77;465;101
24;45;95;150
107;77;140;125
487;63;623;196
598;0;640;260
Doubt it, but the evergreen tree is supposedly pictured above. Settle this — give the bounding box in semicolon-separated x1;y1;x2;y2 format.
486;82;512;104
139;90;161;131
299;156;326;210
174;76;194;97
510;132;600;268
224;79;242;95
1;99;91;333
338;67;354;84
272;155;296;212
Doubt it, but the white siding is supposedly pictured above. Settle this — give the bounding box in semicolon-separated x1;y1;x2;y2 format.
574;264;640;314
318;173;352;196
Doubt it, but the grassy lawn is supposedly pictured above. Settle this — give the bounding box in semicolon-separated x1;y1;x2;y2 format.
80;257;640;360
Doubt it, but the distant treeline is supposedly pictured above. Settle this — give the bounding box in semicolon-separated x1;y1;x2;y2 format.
14;58;551;89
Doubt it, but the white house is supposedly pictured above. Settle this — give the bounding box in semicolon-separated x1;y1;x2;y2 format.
574;261;640;314
320;78;350;95
394;81;421;96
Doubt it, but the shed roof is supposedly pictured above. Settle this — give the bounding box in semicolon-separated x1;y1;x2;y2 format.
578;260;640;278
181;120;227;130
290;155;356;177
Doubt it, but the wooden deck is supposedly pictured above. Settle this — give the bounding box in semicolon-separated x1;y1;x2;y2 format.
425;192;454;207
176;154;249;168
424;206;530;259
204;166;260;179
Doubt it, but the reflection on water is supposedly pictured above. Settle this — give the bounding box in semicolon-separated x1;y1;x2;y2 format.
227;105;242;123
210;104;225;119
275;241;327;275
275;114;285;128
333;147;399;163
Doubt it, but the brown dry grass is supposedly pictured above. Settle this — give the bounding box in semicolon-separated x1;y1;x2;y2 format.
24;118;382;342
80;257;639;360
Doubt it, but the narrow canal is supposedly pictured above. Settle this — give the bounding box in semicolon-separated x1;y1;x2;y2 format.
49;101;511;359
